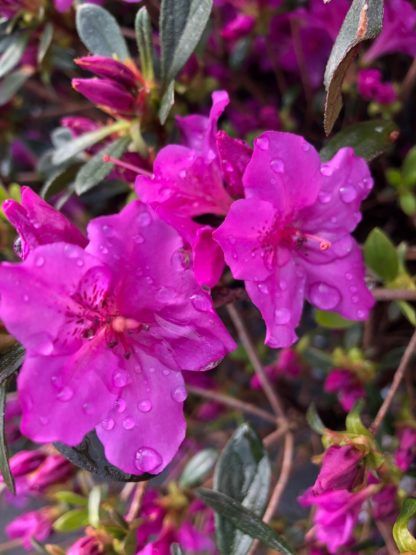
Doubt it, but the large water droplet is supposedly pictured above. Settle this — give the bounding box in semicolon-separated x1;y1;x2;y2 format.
274;307;291;324
115;398;126;413
256;136;270;151
134;447;162;473
190;294;211;312
179;169;187;178
171;386;187;403
270;159;285;174
63;244;78;259
57;386;74;402
50;375;63;390
257;283;269;294
318;191;331;204
339;185;357;203
102;417;115;431
122;417;135;430
35;256;45;268
171;248;191;271
320;165;333;177
133;233;145;244
138;399;152;413
346;273;353;281
113;370;129;388
309;282;341;310
356;309;366;319
137;211;151;227
22;294;29;302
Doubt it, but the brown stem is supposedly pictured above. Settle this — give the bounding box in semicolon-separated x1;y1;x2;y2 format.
226;304;285;419
370;329;416;434
373;288;416;301
400;58;416;102
187;385;277;425
376;521;400;555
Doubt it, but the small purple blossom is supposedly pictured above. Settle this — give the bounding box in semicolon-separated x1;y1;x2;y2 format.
250;348;301;389
357;69;397;105
67;535;104;555
214;132;374;348
6;509;53;550
0;199;235;475
395;426;416;471
324;369;366;411
312;445;364;495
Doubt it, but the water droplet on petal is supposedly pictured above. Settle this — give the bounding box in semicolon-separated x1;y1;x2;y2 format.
82;402;92;414
171;386;187;403
99;245;109;255
35;256;45;268
171;249;192;270
258;283;269;294
63;244;78;258
102;417;115;431
332;236;353;257
357;309;366;319
134;447;162;473
76;259;84;267
302;141;311;152
113;370;129;388
145;276;154;285
274;307;291;324
122;417;135;430
346;272;353;281
138;399;152;413
320;165;333;177
318;192;331;204
57;386;74;402
256;136;270;151
339;185;357;203
352;295;359;303
190;294;211;312
162;369;170;376
270;159;285;174
179;170;187;178
137;211;151;227
115;398;126;413
133;233;145;244
279;280;288;291
39;416;49;425
22;294;29;302
309;282;341;310
50;375;63;389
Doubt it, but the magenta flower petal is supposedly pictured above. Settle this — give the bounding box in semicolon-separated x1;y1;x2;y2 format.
216;130;251;198
193;226;224;288
73;78;135;114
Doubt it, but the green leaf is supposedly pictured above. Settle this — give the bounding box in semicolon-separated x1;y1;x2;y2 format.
76;4;130;60
0;31;30;78
345;401;370;436
214;424;271;555
399;192;416;216
170;545;184;555
159;80;175;124
402;146;416;189
306;404;326;434
41;164;83;200
364;228;399;282
135;7;155;81
315;310;356;329
397;301;416;327
320;119;397;162
179;448;218;489
393;498;416;553
74;136;130;195
0;378;15;494
197;489;295;555
0;67;34;106
54;491;88;506
160;0;212;86
88;486;101;528
53;509;89;532
324;0;384;134
37;23;54;64
0;344;25;384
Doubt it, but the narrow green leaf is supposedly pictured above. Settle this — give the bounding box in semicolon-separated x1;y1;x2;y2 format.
53;509;89;532
179;448;218;489
159;80;175;124
306;404;326;434
320;119;398;162
54;491;88;506
0;67;34;106
315;310;356;329
37;23;54;64
41;164;83;200
170;545;184;555
75;136;130;195
135;7;155;81
214;424;271;555
0;344;24;384
197;489;295;555
345;401;370;436
398;301;416;327
0;378;15;494
393;498;416;553
364;228;399;282
76;4;130;60
324;0;384;134
88;486;101;528
160;0;212;86
0;31;30;78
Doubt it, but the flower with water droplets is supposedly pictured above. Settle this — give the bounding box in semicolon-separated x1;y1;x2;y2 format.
0;200;235;476
214;131;374;348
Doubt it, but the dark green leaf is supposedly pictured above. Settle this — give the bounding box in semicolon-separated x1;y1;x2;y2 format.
0;378;15;494
320;119;397;162
74;136;130;195
306;404;326;434
179;448;218;488
0;31;30;78
37;23;54;64
0;67;34;106
76;4;130;60
324;0;384;134
159;80;175;124
214;424;271;555
0;344;24;384
41;164;83;200
135;7;155;81
197;489;295;555
399;192;416;216
398;301;416;327
364;228;399;282
53;509;89;532
403;147;416;188
160;0;212;86
392;498;416;553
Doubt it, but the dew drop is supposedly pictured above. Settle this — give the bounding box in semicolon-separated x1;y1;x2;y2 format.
309;282;341;310
63;244;78;258
57;386;74;402
179;170;187;178
82;402;93;414
339;185;357;203
35;256;45;268
257;283;269;294
352;295;359;303
274;307;291;324
279;280;288;291
190;293;211;312
50;375;63;389
270;158;285;174
76;258;84;267
162;369;170;376
302;141;311;152
22;294;29;302
171;385;187;403
102;417;115;431
171;248;191;270
318;191;331;204
102;224;110;234
320;165;333;177
134;447;162;473
39;416;49;425
346;272;353;281
115;398;126;413
133;233;145;244
137;211;151;227
357;310;366;319
145;276;154;285
138;399;152;413
99;245;109;255
113;370;129;388
332;236;353;257
256;136;270;151
122;417;135;430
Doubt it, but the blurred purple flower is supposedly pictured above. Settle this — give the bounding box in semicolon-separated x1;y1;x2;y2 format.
324;369;365;411
6;509;53;550
312;445;364;495
395;426;416;471
67;535;105;555
357;69;397;105
250;348;301;389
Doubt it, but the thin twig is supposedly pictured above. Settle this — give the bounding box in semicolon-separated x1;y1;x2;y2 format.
376;521;400;555
125;482;146;522
187;385;277;425
401;57;416;102
226;304;285;419
373;288;416;301
370;329;416;434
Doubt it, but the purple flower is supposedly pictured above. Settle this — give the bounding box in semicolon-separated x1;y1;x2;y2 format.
3;186;87;260
250;348;301;389
214;132;374;348
67;536;104;555
221;14;256;42
312;445;364;495
357;69;397;105
324;369;366;411
26;454;74;492
6;509;53;550
0;200;235;475
395;426;416;471
371;482;398;522
363;0;416;63
54;0;104;13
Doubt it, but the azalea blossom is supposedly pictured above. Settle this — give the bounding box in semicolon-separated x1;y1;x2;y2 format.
214;131;374;348
312;445;364;495
324;368;366;411
6;509;53;550
0;199;235;475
